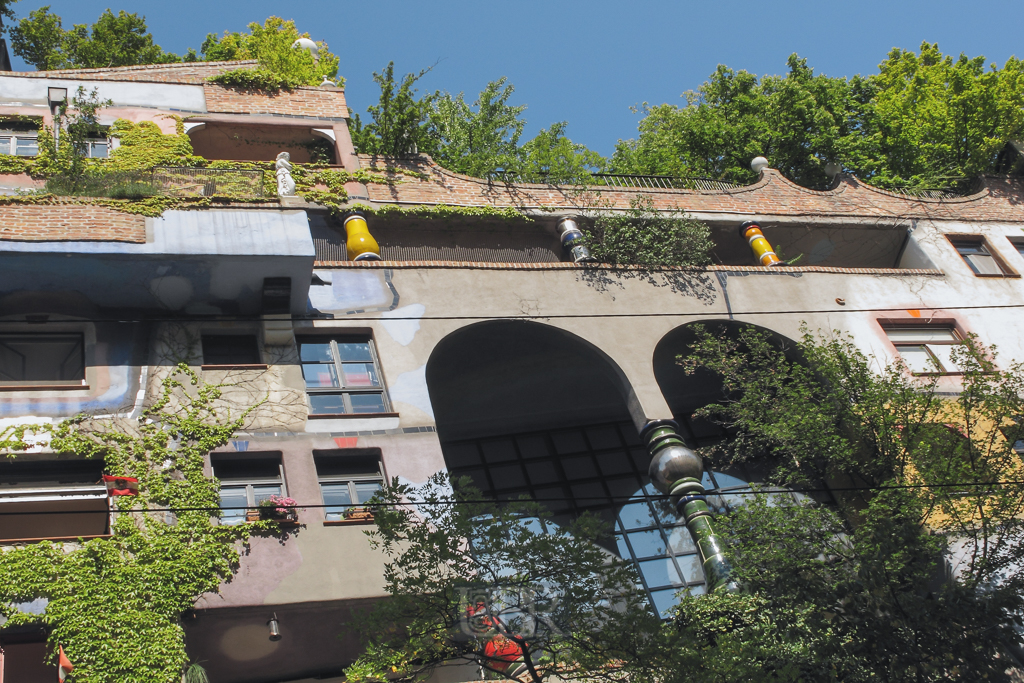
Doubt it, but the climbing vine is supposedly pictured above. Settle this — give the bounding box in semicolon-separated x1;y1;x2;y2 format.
0;364;282;682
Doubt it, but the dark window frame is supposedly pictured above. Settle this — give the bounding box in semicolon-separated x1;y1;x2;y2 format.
878;319;965;376
200;334;265;369
297;335;392;417
0;333;86;387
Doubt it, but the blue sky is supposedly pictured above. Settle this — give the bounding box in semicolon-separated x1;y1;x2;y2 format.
6;0;1024;157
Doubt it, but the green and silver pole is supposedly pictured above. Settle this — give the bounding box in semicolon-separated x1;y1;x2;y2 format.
641;420;738;593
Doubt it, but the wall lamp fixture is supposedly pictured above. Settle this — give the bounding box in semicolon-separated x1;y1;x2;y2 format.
268;613;282;641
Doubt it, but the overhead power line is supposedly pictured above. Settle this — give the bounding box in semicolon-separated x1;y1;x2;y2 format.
4;478;1024;516
2;301;1024;324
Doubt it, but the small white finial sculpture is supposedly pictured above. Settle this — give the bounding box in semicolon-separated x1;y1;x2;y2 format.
750;156;770;174
276;152;296;197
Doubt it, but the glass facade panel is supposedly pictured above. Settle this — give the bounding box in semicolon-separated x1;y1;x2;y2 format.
15;137;38;156
219;487;248;526
309;393;346;415
341;363;379;387
896;345;940;373
322;483;354;520
353;481;383;503
303;363;339;388
885;328;959;343
335;342;374;362
349;393;387;413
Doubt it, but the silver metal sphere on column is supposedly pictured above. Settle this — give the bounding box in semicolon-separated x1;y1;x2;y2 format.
648;443;704;494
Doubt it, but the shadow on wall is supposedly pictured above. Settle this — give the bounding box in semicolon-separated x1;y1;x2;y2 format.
425;320;639;442
653;319;801;447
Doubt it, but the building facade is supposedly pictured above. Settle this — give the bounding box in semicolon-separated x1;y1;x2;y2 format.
1;61;1024;682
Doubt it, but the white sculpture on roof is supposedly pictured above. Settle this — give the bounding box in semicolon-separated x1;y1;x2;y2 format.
276;152;297;197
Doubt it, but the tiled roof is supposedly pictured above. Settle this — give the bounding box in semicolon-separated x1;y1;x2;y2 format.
361;156;1024;223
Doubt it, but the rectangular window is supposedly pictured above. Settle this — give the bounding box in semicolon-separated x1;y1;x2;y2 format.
212;454;284;525
298;336;390;415
883;325;962;374
15;136;39;157
201;334;262;367
0;136;11;154
0;457;107;541
947;236;1015;276
315;452;384;521
0;334;85;386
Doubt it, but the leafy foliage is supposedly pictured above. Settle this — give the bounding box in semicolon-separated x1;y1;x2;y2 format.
611;54;872;190
612;44;1024;190
346;474;659;683
350;61;437;158
426;78;526;178
351;63;606;184
37;86;112;194
0;364;279;683
677;325;1024;680
10;6;184;70
582;195;713;268
203;17;340;90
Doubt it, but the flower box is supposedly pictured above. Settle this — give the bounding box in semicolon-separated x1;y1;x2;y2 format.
343;507;375;523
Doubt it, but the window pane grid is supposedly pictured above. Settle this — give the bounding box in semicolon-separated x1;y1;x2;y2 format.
298;336;389;415
445;421;740;619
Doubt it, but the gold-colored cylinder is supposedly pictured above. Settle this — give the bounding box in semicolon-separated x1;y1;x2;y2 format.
739;221;782;267
344;213;381;261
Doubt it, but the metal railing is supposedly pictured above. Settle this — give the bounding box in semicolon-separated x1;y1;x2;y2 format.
152;167;265;198
44;167;266;199
487;171;741;191
880;177;980;199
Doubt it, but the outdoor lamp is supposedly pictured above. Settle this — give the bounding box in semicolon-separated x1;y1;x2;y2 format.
47;86;68;110
267;613;282;641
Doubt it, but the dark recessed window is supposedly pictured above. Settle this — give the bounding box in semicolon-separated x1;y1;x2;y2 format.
201;335;261;366
298;336;389;415
0;334;84;385
0;457;107;541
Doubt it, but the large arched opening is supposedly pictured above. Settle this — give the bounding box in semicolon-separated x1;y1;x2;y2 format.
425;320;648;531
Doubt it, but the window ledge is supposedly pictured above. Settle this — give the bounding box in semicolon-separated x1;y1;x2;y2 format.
973;273;1021;278
201;364;268;370
0;384;90;391
308;412;400;420
324;519;376;526
0;533;111;544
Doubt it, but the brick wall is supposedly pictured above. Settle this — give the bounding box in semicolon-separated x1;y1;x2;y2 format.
0;205;146;242
203;84;349;118
361;156;1024;224
5;61;255;85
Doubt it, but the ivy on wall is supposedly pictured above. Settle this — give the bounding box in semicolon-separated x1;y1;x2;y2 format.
0;365;282;682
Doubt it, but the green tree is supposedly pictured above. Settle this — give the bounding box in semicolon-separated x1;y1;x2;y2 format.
674;325;1024;680
36;86;112;194
350;62;436;157
10;6;183;70
345;474;664;683
863;42;1024;188
426;78;526;177
611;54;869;189
515;121;606;184
201;16;340;89
0;0;16;35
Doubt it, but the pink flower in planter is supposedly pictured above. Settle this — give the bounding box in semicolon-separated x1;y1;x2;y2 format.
261;494;297;515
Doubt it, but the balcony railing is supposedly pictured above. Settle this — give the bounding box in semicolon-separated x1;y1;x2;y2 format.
487;171;741;191
45;167;266;199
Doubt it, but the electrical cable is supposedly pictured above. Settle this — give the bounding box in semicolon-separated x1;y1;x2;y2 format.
4;478;1024;515
2;301;1024;324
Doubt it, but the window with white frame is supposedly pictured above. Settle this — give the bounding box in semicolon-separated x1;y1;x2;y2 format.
883;325;963;374
947;236;1013;276
0;128;39;157
212;454;285;525
297;335;390;415
314;452;384;520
